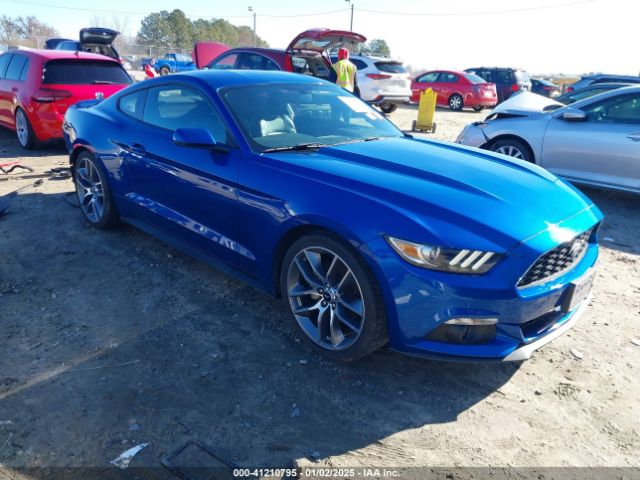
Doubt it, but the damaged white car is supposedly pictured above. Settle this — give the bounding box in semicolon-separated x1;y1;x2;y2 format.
456;88;640;194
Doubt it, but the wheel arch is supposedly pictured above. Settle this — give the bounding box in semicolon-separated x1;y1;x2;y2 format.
482;134;536;164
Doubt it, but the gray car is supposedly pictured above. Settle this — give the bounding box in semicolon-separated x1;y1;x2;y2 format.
456;86;640;194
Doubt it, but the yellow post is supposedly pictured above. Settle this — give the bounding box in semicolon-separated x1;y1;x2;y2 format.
413;88;437;133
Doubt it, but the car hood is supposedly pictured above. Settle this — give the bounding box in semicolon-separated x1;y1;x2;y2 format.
490;91;562;114
265;137;596;252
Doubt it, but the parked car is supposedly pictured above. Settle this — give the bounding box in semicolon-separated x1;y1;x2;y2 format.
63;70;601;362
45;28;121;62
203;28;365;83
465;67;532;103
556;82;635;105
150;53;196;76
329;54;411;113
456;86;640;194
567;74;640;92
0;49;131;149
531;78;560;97
410;70;497;111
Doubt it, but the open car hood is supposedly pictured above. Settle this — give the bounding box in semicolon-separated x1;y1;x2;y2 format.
491;91;563;114
286;29;366;54
192;42;229;69
80;28;119;45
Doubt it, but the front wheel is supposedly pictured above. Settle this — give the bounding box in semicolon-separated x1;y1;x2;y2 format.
74;152;119;229
281;234;388;362
379;103;398;114
489;138;533;163
159;66;170;76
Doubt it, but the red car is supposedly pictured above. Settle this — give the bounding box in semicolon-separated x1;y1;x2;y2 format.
0;49;131;149
410;70;498;111
201;28;366;81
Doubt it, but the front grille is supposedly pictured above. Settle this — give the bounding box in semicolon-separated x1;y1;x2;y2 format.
517;228;592;288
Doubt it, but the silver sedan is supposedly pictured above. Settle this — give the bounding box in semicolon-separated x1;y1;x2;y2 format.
456;86;640;194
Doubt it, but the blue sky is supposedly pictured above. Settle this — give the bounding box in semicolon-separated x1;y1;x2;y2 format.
1;0;635;75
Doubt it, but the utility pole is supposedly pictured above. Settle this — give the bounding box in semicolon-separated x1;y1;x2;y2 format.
248;6;256;47
345;0;354;31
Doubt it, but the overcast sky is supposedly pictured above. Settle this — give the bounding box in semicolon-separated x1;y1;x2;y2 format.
1;0;635;75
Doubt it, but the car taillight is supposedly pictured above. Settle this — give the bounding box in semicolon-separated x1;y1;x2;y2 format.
284;55;294;72
511;83;519;92
366;73;392;80
31;89;72;103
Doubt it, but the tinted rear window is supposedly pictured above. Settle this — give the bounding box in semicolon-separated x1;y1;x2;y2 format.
43;60;132;85
463;73;486;84
375;62;407;74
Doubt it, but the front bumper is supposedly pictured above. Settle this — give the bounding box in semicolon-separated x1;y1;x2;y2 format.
455;123;489;147
362;212;600;362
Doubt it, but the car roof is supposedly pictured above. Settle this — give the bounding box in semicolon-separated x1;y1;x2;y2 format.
583;73;640;80
0;49;119;62
466;67;526;71
349;55;401;62
165;69;326;89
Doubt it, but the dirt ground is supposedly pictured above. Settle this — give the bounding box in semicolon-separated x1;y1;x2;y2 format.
0;105;639;478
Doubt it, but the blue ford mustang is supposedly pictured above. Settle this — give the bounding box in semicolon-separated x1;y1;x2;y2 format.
63;70;602;362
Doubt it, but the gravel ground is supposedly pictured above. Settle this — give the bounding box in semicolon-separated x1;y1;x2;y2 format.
0;106;639;477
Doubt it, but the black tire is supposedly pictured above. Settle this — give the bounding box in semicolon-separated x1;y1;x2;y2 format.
280;233;388;362
73;152;120;229
473;106;484;112
489;138;534;163
380;103;398;114
411;119;417;131
159;66;170;76
15;108;39;150
448;94;464;111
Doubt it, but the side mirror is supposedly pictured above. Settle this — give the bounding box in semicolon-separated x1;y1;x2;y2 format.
173;128;220;149
560;108;586;121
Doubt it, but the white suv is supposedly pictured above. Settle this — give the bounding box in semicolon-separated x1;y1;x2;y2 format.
331;55;412;113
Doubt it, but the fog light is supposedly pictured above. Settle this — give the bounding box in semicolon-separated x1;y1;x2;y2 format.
445;317;498;326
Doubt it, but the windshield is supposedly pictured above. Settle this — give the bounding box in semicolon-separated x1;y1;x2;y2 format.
221;82;404;152
463;73;486;84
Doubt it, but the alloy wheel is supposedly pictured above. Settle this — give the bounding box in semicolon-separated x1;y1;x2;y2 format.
495;145;525;160
449;96;462;110
16;110;28;147
286;246;365;350
75;157;105;223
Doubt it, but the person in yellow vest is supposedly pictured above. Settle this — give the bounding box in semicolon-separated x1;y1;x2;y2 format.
332;47;358;94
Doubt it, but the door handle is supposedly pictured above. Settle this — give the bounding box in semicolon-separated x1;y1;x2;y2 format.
626;133;640;142
126;142;146;154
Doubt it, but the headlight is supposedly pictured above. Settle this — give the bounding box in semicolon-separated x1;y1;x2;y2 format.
386;236;501;274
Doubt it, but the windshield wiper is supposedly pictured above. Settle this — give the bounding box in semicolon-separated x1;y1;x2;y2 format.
262;143;326;153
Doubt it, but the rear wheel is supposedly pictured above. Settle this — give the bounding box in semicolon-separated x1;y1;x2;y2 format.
15;108;39;150
489;138;533;163
280;234;388;362
448;94;463;111
380;103;398;114
74;152;119;229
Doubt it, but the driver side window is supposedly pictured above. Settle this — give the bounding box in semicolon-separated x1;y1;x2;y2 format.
142;85;228;143
582;94;640;124
417;72;439;83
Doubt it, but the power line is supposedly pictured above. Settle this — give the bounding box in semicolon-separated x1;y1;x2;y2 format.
0;0;348;19
358;0;596;17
